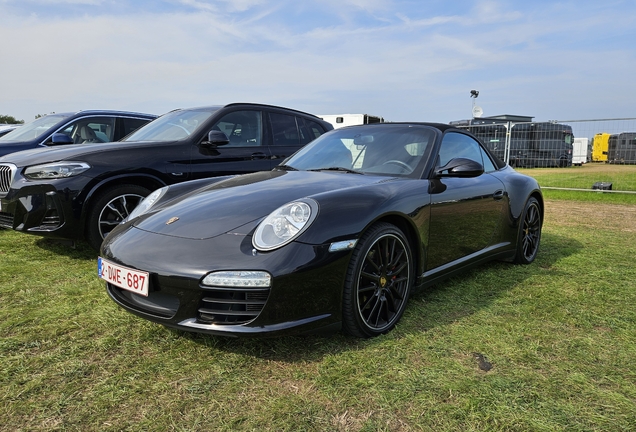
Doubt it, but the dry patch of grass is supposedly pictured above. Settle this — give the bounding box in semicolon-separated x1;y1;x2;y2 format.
545;199;636;232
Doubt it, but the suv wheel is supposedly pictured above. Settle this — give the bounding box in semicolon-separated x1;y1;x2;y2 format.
87;184;150;250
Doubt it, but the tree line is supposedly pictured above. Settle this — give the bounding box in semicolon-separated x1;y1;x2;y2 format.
0;115;24;124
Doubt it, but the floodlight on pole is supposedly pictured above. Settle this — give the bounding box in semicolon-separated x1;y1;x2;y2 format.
470;90;482;118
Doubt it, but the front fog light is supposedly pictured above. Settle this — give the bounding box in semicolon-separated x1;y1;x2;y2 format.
202;271;271;287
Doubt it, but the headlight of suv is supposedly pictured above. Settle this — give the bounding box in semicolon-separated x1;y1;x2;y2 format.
24;162;91;179
253;199;318;251
125;186;168;222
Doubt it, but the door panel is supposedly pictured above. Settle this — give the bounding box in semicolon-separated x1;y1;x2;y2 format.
426;131;507;270
427;175;506;270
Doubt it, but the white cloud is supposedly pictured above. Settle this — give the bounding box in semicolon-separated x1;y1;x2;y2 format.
215;0;266;13
176;0;218;12
1;0;635;122
13;0;104;4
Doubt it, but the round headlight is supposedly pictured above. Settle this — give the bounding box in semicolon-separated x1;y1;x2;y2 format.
253;199;318;251
125;186;168;222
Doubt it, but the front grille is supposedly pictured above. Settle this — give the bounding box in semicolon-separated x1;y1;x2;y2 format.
0;212;13;227
0;164;15;194
197;286;270;325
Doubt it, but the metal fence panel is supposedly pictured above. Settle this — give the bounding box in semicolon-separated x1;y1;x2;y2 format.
457;118;636;193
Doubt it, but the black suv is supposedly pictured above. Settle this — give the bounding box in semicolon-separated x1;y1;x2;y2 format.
0;103;333;249
0;110;157;157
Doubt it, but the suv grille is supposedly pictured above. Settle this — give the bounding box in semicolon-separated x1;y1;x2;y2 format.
197;286;270;325
0;164;15;194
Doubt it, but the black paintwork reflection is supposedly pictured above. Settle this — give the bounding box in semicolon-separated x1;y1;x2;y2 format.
427;174;506;269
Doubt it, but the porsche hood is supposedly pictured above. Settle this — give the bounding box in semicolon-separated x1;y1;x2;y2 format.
132;170;392;240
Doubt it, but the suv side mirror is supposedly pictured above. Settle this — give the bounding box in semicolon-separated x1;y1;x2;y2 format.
435;158;484;178
201;130;230;147
49;133;74;145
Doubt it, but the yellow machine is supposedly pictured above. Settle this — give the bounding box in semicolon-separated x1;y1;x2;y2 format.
592;132;610;162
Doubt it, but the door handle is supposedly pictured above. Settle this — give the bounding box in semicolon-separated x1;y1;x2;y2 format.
493;190;505;200
251;152;268;160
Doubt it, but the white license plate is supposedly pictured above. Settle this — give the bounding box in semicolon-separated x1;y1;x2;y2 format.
98;257;149;297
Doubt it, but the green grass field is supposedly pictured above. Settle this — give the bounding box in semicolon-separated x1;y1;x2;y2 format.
517;163;636;193
1;196;635;431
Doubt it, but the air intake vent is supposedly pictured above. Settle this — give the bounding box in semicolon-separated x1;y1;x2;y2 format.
197;286;269;325
40;208;61;228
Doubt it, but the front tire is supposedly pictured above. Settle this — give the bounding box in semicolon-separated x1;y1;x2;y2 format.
514;197;542;264
342;222;414;338
86;184;150;250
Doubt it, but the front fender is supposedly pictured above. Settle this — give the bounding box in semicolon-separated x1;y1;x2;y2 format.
492;167;543;225
298;179;431;246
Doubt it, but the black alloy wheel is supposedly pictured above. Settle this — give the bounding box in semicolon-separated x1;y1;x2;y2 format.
514;196;542;264
342;222;413;338
87;184;151;250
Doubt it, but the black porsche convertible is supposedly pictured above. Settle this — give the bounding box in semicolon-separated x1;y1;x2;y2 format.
99;123;543;338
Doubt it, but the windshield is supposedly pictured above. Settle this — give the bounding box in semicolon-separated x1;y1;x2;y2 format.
123;108;220;142
0;114;72;143
285;124;435;177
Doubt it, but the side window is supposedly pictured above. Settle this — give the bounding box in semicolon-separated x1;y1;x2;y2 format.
55;117;116;144
212;110;262;147
437;132;483;168
122;118;150;138
480;147;497;173
299;118;326;144
270;112;300;146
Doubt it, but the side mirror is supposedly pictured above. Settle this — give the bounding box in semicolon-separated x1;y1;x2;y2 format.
49;133;74;145
435;158;484;178
201;130;229;147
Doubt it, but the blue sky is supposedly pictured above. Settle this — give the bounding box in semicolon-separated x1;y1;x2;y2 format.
2;0;635;123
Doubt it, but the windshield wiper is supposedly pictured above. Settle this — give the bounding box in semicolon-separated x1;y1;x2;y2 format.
275;164;298;171
308;167;363;174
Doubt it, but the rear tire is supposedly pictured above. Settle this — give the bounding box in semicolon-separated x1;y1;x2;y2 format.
86;184;150;250
514;197;542;264
342;222;413;338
